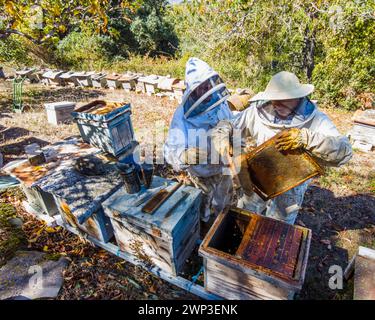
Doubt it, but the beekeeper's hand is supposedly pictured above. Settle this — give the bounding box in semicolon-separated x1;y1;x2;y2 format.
180;147;209;165
275;128;307;151
211;120;233;157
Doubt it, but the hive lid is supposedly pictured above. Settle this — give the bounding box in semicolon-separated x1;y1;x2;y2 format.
118;74;138;81
157;77;179;91
235;132;324;201
199;208;311;287
352;109;375;127
102;176;201;235
72;100;131;122
106;73;122;80
44;101;76;110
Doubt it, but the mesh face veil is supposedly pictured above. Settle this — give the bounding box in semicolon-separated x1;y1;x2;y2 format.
183;75;230;118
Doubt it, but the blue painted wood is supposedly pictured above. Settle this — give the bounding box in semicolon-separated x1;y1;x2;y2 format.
102;175;202;275
72;102;135;156
55;215;222;300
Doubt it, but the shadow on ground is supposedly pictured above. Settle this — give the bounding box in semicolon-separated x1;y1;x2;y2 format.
297;185;375;300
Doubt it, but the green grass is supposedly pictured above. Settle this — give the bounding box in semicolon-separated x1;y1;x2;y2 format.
0;202;26;267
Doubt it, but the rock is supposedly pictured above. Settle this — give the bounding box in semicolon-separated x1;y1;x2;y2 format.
0;251;70;300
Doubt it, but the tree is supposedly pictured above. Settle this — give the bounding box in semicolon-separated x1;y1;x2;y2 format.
0;0;143;45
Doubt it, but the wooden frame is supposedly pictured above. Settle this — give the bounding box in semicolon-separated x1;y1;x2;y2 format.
237;132;324;200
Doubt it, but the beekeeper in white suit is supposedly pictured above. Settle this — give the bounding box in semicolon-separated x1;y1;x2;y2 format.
164;57;234;222
212;71;352;225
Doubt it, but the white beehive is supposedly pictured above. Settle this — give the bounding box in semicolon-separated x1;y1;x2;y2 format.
45;101;76;125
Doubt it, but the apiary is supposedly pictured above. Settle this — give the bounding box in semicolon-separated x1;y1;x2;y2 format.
106;73;122;89
236;132;324;200
118;73;138;92
44;101;76;125
102;176;202;276
199;208;311;300
72;100;135;156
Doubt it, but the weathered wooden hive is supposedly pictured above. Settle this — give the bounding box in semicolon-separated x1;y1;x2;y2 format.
106;73;122;89
41;70;64;86
16;67;38;83
102;176;202;276
172;80;186;103
44;101;76;125
157;77;180;100
91;73;107;88
72;100;135;156
75;71;96;87
137;75;159;95
118;73;138;92
199;208;311;300
7;139;120;242
348;109;375;150
59;71;78;86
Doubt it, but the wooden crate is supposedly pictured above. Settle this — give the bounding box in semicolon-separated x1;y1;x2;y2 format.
102;176;202;276
72;101;135;156
44;101;76;125
119;74;138;92
199;208;311;300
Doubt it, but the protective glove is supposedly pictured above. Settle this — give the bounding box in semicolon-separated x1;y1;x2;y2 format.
211;121;233;157
180;147;208;165
275;128;307;151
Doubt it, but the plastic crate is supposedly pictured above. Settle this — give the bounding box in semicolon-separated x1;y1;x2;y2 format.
72;101;135;157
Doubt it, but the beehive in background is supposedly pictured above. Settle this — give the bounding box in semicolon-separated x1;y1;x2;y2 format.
44;101;76;125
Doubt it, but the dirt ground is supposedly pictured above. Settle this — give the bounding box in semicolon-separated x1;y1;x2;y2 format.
0;82;374;300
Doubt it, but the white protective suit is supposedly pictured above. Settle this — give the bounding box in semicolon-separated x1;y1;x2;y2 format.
214;98;353;224
164;58;234;221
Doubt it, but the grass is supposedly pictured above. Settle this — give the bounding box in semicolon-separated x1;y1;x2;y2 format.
0;202;26;267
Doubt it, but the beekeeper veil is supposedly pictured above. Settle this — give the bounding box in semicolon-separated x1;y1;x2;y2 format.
182;58;230;119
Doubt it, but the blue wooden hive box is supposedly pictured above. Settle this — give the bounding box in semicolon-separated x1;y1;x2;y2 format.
102;176;202;276
72;101;135;157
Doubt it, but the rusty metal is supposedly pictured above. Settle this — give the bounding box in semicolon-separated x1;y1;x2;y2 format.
236;132;324;200
120;164;141;194
141;164;154;188
142;181;183;214
199;207;311;285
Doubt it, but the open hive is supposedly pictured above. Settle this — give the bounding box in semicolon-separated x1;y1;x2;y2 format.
199;208;311;300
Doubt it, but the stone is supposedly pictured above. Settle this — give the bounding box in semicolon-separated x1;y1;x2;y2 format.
0;251;69;300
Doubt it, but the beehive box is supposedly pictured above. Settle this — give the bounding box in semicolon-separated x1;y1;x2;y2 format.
106;74;122;89
44;163;123;243
118;74;138;92
199;208;311;300
41;70;64;86
72;101;135;156
76;71;96;87
102;176;202;276
172;80;186;103
44;101;76;125
91;73;107;88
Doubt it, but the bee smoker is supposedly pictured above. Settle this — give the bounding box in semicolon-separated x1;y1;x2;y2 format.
117;163;141;194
